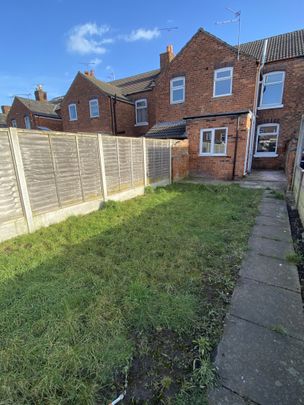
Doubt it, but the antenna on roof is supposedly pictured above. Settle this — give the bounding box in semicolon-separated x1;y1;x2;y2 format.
9;93;32;99
215;8;241;60
158;27;179;32
80;62;97;68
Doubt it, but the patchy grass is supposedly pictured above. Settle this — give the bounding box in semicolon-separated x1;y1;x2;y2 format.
0;184;262;404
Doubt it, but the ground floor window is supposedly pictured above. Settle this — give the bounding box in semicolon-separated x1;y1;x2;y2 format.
199;127;228;156
255;124;279;157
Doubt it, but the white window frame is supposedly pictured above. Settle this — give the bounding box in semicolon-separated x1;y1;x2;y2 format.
68;103;78;121
11;119;17;128
135;98;148;126
259;71;285;110
199;127;228;156
170;76;185;104
254;123;279;157
89;98;100;118
213;67;233;98
24;115;31;129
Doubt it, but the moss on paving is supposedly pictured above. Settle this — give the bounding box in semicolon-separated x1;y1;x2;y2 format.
0;184;262;404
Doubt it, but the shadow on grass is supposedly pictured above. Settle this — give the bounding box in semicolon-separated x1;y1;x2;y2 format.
0;184;262;404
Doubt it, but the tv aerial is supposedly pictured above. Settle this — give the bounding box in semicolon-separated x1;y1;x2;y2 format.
216;8;241;60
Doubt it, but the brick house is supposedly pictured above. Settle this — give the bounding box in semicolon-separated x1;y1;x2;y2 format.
6;86;63;131
61;70;159;137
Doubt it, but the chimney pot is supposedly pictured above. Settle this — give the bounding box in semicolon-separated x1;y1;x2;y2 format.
84;70;89;76
89;69;95;77
1;105;11;114
160;44;174;70
34;85;47;102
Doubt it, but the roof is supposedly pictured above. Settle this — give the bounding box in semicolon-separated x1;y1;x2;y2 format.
184;110;250;120
110;69;160;95
0;113;7;127
239;29;304;62
80;73;130;101
145;120;187;139
16;97;61;118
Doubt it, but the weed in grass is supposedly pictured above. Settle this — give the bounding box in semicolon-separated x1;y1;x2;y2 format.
0;183;262;404
269;190;285;200
286;252;304;266
271;324;288;335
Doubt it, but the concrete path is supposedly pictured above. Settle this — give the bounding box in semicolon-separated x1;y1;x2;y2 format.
208;191;304;405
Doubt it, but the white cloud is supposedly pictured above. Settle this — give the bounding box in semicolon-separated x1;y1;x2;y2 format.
123;28;160;42
90;57;102;67
67;23;112;55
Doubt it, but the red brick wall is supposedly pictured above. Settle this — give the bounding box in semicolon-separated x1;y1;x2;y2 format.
172;139;189;180
154;30;258;123
7;98;62;131
253;58;304;170
128;90;156;136
188;114;251;180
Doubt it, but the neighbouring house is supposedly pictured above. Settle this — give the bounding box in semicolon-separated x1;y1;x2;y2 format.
6;86;63;131
0;106;9;127
61;69;159;136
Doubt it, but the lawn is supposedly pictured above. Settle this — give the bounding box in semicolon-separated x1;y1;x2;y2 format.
0;183;261;404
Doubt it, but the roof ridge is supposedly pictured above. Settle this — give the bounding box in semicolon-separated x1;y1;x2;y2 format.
110;69;160;85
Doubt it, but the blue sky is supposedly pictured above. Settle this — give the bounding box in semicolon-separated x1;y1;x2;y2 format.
0;0;303;106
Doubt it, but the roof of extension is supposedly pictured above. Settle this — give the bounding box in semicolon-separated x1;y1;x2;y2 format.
110;69;160;95
16;97;61;118
145;120;187;139
239;29;304;62
0;113;7;127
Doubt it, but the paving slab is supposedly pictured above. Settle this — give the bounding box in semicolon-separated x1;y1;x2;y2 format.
255;214;290;227
208;386;251;405
239;251;300;293
229;277;304;340
258;202;288;220
248;234;294;259
214;315;304;405
251;223;291;242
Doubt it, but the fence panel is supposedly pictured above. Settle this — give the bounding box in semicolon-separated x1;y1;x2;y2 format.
146;139;171;184
0;130;23;221
132;138;145;187
102;136;120;195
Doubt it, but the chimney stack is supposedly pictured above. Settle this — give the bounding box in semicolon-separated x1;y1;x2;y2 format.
160;45;175;70
1;105;11;114
34;85;47;102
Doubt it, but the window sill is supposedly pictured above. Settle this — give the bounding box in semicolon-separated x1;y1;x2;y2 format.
134;122;149;127
199;153;227;157
170;100;185;105
90;115;100;119
254;153;278;158
212;93;232;98
257;105;283;111
69;119;78;122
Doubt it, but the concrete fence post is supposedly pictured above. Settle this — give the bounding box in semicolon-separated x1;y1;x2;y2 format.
8;127;34;233
142;137;147;186
169;139;173;184
97;134;108;201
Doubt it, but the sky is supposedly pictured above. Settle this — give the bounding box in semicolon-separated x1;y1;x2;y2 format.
0;0;303;106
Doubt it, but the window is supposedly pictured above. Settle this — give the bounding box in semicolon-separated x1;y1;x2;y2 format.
24;115;31;129
259;72;285;109
135;99;148;125
213;67;233;97
255;124;279;157
68;103;78;121
170;76;185;104
89;99;99;118
200;127;228;156
11;119;17;128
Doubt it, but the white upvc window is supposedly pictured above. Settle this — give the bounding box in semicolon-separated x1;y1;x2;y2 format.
24;115;31;129
89;98;99;118
213;67;233;97
170;76;185;104
11;119;17;127
255;124;279;157
68;103;78;121
259;71;285;109
199;127;228;156
135;99;148;125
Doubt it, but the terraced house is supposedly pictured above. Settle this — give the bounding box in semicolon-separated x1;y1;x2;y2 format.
60;28;304;180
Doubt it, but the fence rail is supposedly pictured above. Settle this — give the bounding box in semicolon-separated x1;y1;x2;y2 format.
0;128;172;242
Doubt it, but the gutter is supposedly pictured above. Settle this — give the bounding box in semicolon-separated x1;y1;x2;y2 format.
184;110;250;121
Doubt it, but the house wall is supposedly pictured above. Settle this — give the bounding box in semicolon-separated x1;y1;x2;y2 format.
128;90;156;136
6;98;62;131
172;139;189;180
154;30;258;123
253;57;304;171
187;114;251;180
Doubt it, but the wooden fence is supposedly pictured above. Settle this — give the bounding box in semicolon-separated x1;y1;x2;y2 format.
0;128;172;242
292;116;304;223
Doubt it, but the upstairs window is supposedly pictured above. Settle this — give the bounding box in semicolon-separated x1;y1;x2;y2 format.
214;67;233;97
135;99;148;125
260;72;285;109
200;127;228;156
68;103;78;121
11;119;17;127
170;76;185;104
255;124;279;157
89;99;99;118
24;115;31;129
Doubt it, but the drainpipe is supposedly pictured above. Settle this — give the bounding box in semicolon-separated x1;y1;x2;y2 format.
110;96;115;135
113;95;118;135
232;116;240;179
247;39;268;173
